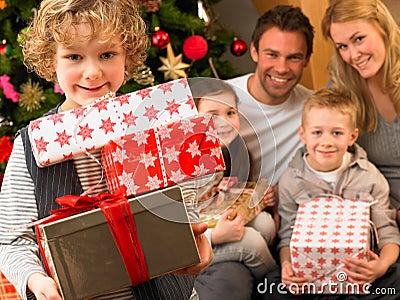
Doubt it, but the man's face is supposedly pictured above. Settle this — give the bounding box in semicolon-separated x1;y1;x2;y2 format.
250;26;309;105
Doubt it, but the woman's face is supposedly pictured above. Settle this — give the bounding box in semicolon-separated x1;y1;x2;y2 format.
330;19;386;80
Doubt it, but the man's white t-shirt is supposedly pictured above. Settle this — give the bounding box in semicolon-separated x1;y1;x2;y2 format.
227;74;313;185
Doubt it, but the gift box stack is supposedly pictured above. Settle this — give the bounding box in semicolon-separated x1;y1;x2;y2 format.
28;79;224;299
290;196;371;294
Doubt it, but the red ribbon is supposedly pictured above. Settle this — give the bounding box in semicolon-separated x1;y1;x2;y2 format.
36;193;149;286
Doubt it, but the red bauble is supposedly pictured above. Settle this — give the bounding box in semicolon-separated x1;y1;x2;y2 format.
0;39;7;55
151;29;170;49
183;35;208;60
230;39;247;56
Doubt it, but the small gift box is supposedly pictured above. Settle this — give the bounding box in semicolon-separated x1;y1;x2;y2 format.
197;178;269;228
28;78;197;167
290;196;371;294
102;115;225;197
36;185;200;300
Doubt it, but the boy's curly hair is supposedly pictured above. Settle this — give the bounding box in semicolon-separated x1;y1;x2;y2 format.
21;0;149;82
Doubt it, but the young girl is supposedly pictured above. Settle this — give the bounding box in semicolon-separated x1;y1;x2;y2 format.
321;0;400;225
0;0;212;299
190;78;277;282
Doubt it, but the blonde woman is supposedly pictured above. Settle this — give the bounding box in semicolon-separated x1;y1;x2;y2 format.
322;0;400;225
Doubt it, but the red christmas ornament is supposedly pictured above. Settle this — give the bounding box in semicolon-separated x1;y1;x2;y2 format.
0;39;8;55
151;28;170;49
183;35;208;60
230;38;247;57
0;44;6;55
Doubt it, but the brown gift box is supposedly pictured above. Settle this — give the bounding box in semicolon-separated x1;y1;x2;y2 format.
36;186;200;300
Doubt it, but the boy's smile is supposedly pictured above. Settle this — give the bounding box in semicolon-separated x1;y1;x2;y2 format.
56;22;126;111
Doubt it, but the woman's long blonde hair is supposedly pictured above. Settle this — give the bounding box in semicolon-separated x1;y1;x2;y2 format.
321;0;400;131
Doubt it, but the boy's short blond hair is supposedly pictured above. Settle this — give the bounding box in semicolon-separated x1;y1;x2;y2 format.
21;0;149;82
302;88;357;129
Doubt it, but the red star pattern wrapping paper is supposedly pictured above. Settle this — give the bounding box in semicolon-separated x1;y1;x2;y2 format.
290;196;371;294
102;115;226;197
28;78;197;167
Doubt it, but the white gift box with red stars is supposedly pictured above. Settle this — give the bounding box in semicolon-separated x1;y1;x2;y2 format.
28;79;197;167
290;196;371;294
102;115;226;197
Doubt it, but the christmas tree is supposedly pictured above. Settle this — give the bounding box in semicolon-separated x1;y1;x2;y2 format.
0;0;244;180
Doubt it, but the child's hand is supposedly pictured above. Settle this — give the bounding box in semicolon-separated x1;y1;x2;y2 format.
262;184;278;207
174;222;213;275
281;261;309;294
342;250;388;285
28;272;62;300
211;209;244;244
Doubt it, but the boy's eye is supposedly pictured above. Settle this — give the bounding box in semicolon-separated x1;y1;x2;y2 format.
227;110;237;116
67;54;82;61
333;131;343;136
312;130;321;135
100;52;115;59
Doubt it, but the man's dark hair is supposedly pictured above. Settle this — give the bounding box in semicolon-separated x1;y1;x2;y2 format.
251;5;314;58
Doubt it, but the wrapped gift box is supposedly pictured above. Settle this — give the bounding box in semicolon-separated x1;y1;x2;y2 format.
0;272;21;300
102;115;225;197
36;186;200;300
198;178;268;228
28;78;197;167
290;196;371;294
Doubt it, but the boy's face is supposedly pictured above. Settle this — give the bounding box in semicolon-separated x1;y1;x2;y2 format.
197;91;240;147
55;22;126;110
298;106;358;172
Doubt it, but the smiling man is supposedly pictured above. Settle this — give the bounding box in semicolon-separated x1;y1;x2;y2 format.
227;5;315;187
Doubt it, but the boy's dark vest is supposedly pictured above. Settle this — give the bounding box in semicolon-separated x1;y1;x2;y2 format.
20;105;194;299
